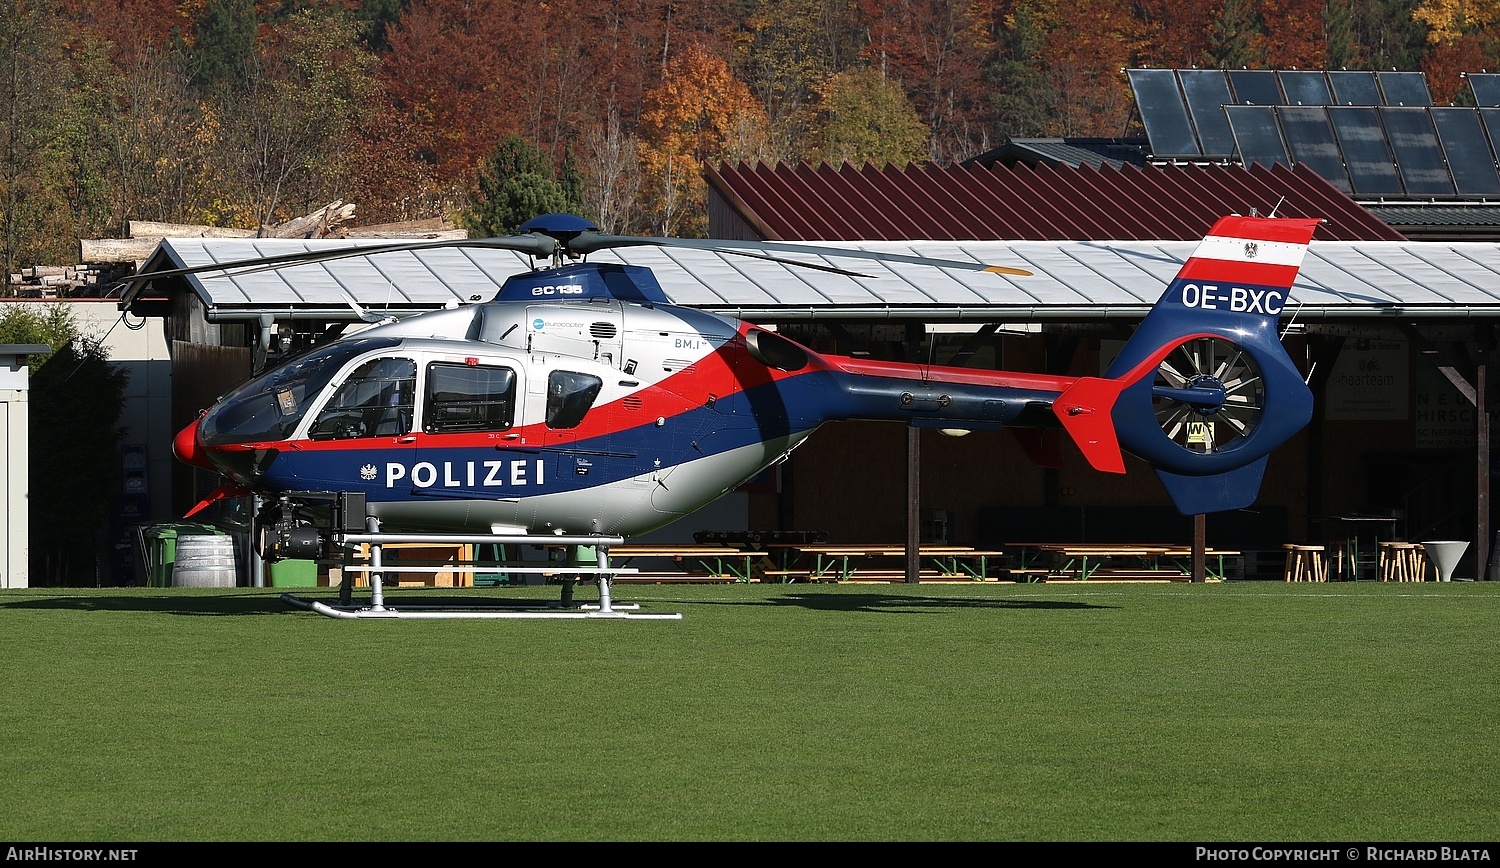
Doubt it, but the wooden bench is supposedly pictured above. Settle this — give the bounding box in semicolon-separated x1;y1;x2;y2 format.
763;569;813;583
1005;568;1052;583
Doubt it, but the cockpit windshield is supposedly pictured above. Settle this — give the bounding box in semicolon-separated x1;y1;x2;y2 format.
198;337;403;445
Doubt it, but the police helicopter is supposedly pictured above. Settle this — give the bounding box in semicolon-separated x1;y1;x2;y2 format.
123;212;1322;619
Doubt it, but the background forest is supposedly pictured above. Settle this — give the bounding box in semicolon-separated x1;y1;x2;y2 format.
0;0;1494;285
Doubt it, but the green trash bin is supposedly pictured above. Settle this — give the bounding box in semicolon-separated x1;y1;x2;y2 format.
140;525;178;588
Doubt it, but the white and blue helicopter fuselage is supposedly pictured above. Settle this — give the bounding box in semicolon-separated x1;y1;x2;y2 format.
172;215;1322;547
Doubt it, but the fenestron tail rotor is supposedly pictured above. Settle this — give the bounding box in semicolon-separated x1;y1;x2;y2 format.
1151;337;1265;455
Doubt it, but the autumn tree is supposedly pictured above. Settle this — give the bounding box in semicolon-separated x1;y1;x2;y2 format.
735;0;859;160
579;108;643;234
808;66;929;168
1026;0;1141;138
1254;0;1329;67
206;8;377;230
637;43;771;237
95;45;212;231
1416;0;1496;102
858;0;994;163
0;0;76;285
1133;0;1220;67
380;0;525;190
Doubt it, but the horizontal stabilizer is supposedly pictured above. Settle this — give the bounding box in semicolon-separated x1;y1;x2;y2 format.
1054;377;1127;473
1154;456;1269;515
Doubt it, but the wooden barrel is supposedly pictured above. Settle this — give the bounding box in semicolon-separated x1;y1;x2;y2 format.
172;534;238;588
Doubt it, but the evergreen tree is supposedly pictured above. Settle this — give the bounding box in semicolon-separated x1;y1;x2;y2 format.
191;0;259;90
1209;0;1265;69
461;135;576;237
990;2;1056;140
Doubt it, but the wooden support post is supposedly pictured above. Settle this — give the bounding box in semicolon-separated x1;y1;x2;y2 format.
905;322;923;584
1478;352;1490;580
1193;513;1206;582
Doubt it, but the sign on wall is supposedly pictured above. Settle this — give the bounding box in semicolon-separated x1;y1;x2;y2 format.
1325;340;1408;421
1414;363;1475;449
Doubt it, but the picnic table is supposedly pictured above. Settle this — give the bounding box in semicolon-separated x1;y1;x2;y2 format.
606;543;766;583
766;544;1007;582
1008;543;1240;582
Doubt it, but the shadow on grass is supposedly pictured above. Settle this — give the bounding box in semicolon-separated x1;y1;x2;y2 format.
0;590;571;617
692;591;1111;613
0;586;1112;617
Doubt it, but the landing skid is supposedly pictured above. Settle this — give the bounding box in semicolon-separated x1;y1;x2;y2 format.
281;526;682;621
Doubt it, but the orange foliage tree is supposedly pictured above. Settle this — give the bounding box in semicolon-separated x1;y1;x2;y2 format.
637;42;770;237
380;0;542;190
1254;0;1329;67
1025;0;1142;138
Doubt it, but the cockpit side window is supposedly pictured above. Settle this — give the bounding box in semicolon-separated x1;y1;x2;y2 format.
425;362;516;433
545;370;602;429
198;337;403;446
308;357;417;440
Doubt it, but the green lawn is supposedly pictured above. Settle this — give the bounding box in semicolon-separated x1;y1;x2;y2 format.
0;581;1495;841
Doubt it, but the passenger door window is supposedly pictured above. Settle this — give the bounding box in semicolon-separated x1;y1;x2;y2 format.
425;362;517;433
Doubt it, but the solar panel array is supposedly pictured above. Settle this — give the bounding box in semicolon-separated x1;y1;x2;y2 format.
1126;69;1500;200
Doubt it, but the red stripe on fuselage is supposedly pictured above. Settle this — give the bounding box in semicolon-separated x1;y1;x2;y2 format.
275;324;806;452
829;355;1078;393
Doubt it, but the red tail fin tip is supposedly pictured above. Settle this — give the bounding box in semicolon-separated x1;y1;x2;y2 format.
1054;377;1127;474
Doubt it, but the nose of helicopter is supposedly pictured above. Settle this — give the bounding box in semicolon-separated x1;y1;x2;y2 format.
172;416;215;469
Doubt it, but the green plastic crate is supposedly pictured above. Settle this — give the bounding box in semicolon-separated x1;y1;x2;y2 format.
269;559;318;588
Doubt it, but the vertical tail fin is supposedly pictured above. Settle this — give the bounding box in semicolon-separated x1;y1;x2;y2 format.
1055;215;1321;514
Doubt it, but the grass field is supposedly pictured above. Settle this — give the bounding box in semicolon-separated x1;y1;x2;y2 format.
0;580;1495;842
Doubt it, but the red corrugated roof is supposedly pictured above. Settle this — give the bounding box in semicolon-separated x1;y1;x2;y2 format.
704;161;1405;242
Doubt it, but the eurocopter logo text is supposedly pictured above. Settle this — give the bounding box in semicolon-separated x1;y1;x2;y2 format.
1180;282;1285;315
364;459;547;489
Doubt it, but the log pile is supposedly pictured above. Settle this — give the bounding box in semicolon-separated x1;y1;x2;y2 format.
14;202;468;297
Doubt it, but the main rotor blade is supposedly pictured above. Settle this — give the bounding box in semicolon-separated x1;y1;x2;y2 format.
568;232;1034;277
114;233;559;295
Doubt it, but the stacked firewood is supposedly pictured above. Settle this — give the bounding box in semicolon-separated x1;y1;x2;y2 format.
7;201;467;297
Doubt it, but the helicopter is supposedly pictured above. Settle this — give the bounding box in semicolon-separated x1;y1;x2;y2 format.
129;212;1321;618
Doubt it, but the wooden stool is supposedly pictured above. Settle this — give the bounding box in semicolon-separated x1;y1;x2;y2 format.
1380;542;1418;582
1409;543;1429;582
1283;545;1327;582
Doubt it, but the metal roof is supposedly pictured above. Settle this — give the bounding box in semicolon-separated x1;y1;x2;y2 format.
704;160;1404;243
125;234;1500;324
